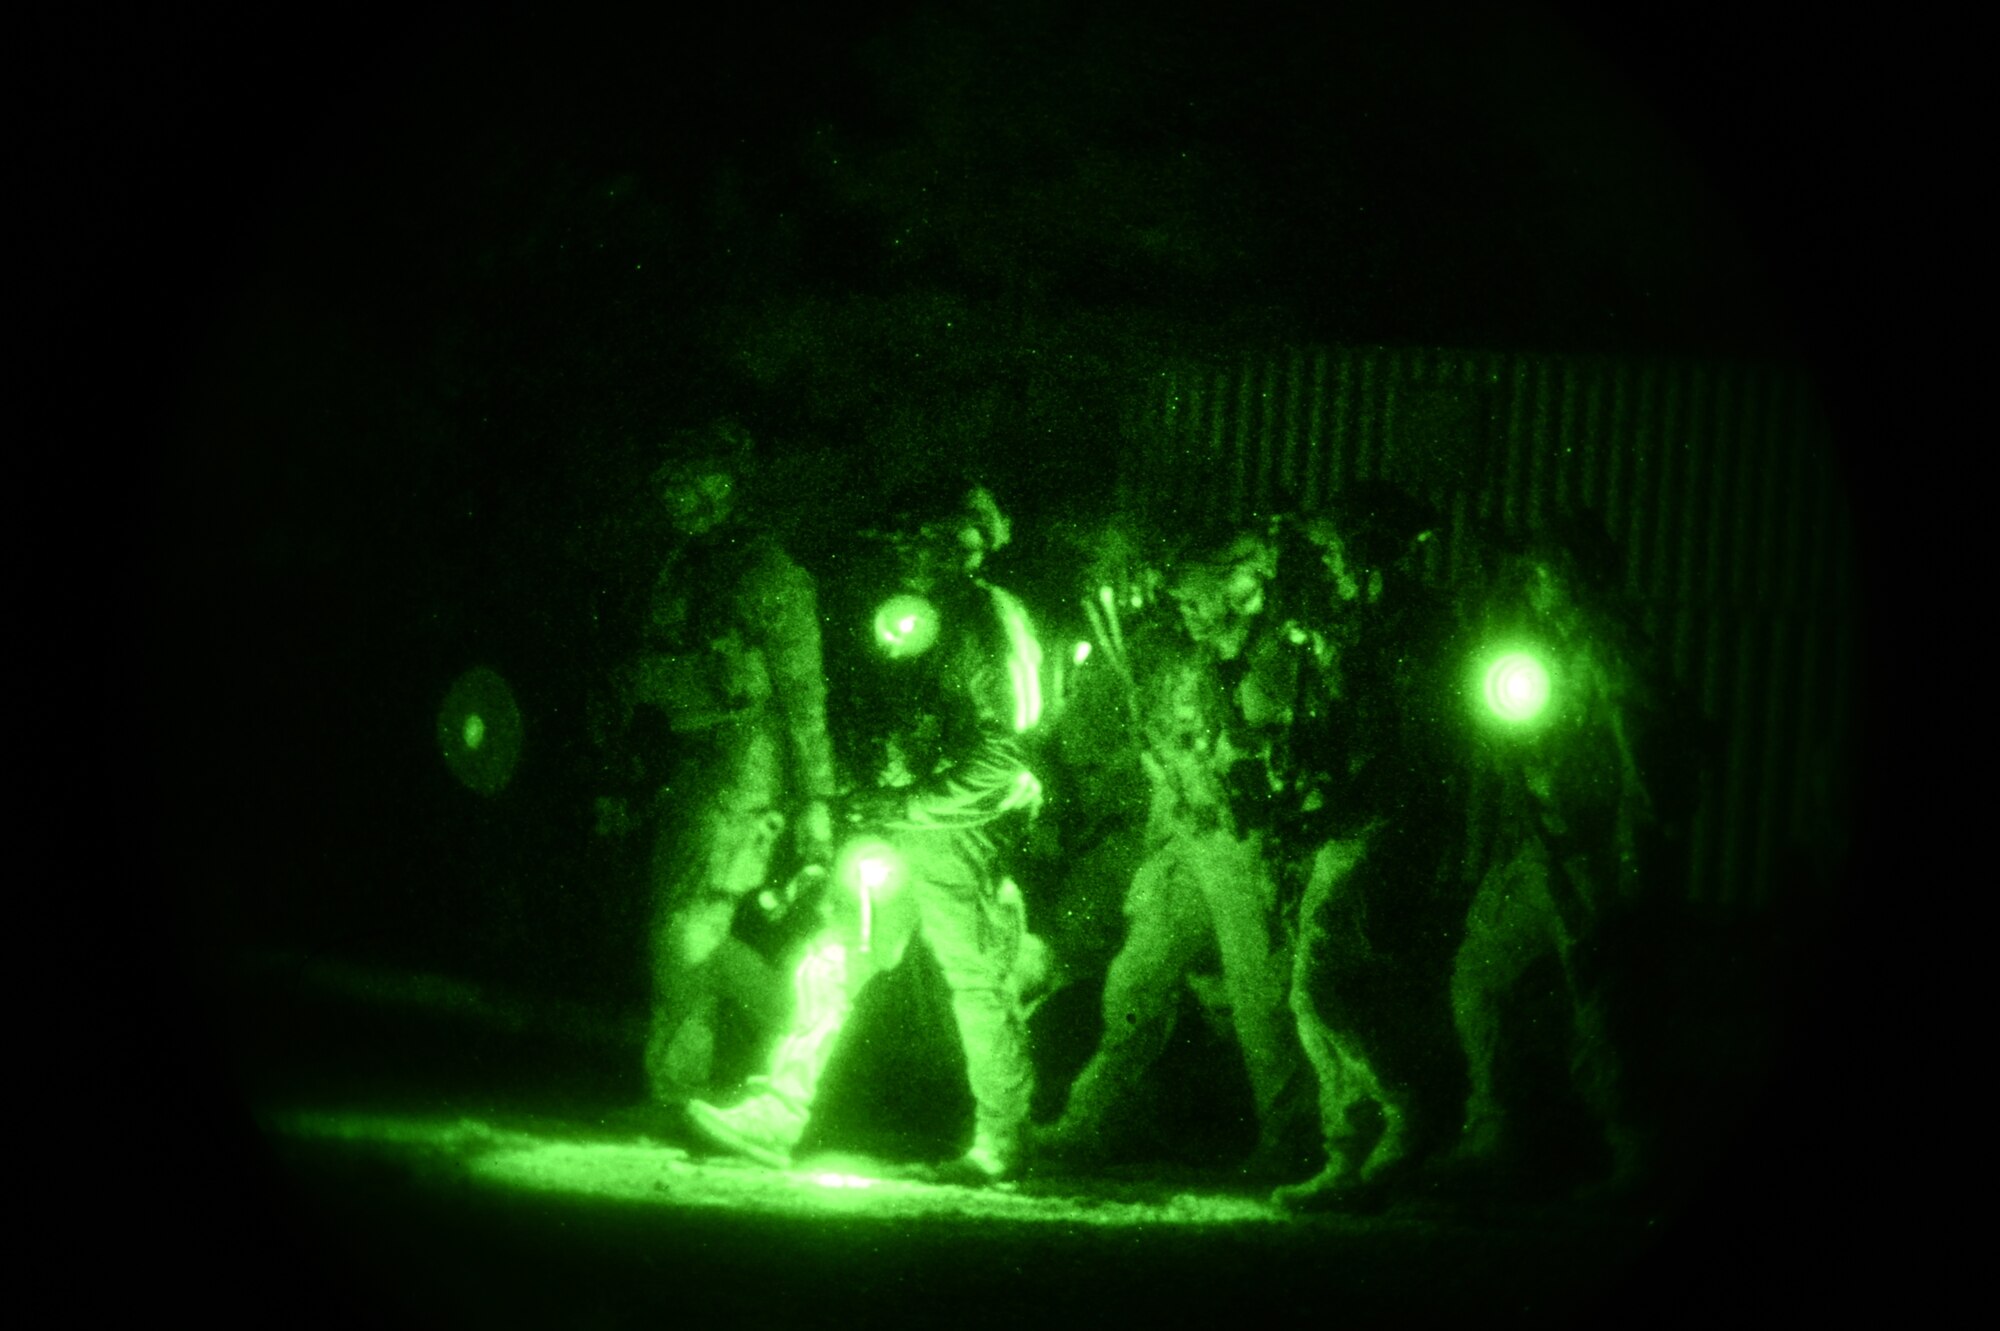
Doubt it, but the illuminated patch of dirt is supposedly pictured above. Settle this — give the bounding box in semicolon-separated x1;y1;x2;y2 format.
270;1109;1307;1229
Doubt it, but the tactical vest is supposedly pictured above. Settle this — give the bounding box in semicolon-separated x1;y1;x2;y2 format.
824;566;1039;794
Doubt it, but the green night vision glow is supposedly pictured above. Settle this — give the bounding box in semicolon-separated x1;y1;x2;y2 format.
437;667;524;795
873;594;940;659
1073;640;1092;666
1480;649;1553;726
267;1111;1280;1225
835;837;907;900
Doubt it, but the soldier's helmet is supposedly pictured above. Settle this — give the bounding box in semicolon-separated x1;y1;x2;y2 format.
1166;525;1278;657
1500;510;1625;631
874;476;1011;580
654;419;755;537
1068;514;1169;619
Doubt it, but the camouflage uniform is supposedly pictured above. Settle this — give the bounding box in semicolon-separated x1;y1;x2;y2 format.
1041;616;1301;1171
634;527;839;1107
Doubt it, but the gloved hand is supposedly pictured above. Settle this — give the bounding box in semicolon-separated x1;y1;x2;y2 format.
843;786;911;828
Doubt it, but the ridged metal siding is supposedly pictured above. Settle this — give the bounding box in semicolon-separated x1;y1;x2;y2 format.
1122;347;1856;911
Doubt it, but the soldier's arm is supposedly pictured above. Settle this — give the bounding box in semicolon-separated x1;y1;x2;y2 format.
896;730;1043;830
739;545;841;804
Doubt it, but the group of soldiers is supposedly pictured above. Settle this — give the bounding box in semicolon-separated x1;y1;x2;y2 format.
593;419;1683;1209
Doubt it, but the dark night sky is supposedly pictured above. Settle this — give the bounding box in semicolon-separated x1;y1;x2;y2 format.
23;2;1933;1320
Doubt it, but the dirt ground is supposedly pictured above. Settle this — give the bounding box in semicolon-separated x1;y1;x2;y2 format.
227;1101;1662;1329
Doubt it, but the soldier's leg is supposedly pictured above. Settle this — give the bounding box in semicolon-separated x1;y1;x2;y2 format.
1347;830;1474;1187
644;799;728;1106
1553;870;1651;1195
710;934;790;1055
1275;834;1383;1204
901;826;1037;1177
1047;837;1211;1154
1449;844;1549;1162
684;930;857;1166
684;858;923;1168
1187;828;1306;1161
644;725;787;1106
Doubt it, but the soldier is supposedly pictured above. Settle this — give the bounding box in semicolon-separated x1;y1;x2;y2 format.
610;421;841;1119
1446;522;1676;1200
688;481;1047;1185
1035;521;1311;1178
1268;484;1476;1212
1012;518;1157;1022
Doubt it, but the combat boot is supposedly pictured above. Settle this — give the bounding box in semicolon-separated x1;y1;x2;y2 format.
685;1081;810;1168
1270;1154;1374;1212
1427;1114;1533;1202
686;939;852;1169
926;1121;1024;1187
1273;1098;1391;1211
1029;1118;1115;1177
1362;1099;1453;1177
1239;1119;1325;1184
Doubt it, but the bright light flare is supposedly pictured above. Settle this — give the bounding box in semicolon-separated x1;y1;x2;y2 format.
873;594;940;658
834;838;908;901
832;836;911;955
1481;650;1552;725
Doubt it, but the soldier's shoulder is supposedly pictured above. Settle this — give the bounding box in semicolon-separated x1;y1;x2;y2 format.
729;528;814;585
730;522;793;564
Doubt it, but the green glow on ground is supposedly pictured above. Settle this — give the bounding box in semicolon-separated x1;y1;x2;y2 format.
873;594;940;658
437;667;524;795
832;838;912;952
266;1110;1290;1228
1478;649;1553;726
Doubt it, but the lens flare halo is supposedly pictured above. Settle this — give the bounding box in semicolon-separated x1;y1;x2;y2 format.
1479;648;1552;727
834;836;909;902
872;594;940;659
438;666;524;795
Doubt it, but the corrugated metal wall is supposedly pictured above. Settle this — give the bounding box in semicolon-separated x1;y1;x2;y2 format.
1120;347;1856;912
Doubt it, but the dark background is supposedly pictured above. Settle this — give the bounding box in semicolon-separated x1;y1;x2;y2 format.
25;1;1920;1323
